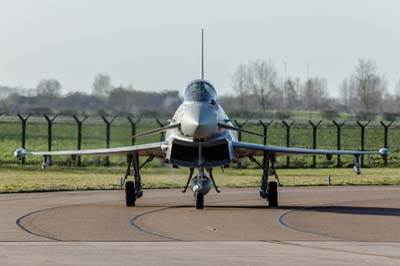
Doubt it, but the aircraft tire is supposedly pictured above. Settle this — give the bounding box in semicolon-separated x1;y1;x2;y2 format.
268;181;278;207
126;181;136;207
195;192;204;209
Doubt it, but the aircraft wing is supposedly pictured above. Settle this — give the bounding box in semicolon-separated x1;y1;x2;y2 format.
14;142;166;159
232;141;388;158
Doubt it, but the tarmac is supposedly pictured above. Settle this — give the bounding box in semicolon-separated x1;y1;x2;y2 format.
0;186;400;265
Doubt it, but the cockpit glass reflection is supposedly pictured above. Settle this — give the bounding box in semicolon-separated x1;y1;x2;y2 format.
183;81;217;102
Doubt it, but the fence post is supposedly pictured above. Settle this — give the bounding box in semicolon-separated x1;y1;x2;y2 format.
43;114;58;165
380;121;394;166
332;120;345;167
17;113;32;164
308;120;322;168
259;120;273;172
127;116;141;145
233;120;248;142
259;120;273;145
102;116;117;166
356;120;370;167
282;120;295;168
73;115;88;166
155;118;166;141
233;120;248;168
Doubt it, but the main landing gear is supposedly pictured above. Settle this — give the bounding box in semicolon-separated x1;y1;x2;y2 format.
249;152;279;207
125;181;136;207
121;154;153;207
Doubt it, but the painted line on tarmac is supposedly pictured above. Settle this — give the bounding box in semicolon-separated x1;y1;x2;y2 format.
129;207;183;241
127;196;265;241
16;200;119;241
16;207;63;241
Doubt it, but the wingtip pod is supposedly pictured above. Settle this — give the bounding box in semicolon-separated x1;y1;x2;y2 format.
379;148;389;157
14;148;26;160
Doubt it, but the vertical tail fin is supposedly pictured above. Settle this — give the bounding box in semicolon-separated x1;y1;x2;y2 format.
201;28;204;79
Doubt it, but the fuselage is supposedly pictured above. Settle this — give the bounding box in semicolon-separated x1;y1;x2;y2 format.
163;79;238;168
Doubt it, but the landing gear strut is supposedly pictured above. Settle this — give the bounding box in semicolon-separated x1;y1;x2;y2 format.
193;168;207;210
182;168;215;209
206;168;221;193
121;154;153;207
182;168;195;193
250;152;279;207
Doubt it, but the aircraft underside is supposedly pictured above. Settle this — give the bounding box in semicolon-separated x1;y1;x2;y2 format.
122;139;279;209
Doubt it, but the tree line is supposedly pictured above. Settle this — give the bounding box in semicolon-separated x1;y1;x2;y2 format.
1;59;399;119
0;74;180;117
227;58;400;120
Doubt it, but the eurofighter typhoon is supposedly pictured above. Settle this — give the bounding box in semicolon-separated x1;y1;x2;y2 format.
14;30;388;209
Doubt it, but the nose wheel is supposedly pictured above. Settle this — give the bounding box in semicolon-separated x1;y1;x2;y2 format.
195;192;204;209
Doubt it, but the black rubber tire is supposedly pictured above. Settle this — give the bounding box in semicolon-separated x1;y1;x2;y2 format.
195;192;204;209
126;181;136;207
268;181;278;207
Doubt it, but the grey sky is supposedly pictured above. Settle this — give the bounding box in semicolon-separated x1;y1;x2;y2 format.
1;0;399;97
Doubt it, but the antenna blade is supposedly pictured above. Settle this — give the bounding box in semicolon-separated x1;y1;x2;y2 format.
201;28;204;79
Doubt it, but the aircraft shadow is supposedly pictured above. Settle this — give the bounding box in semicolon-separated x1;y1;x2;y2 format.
300;205;400;217
206;205;400;217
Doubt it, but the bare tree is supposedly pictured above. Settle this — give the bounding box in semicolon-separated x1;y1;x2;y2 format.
300;77;328;111
395;79;400;101
391;79;400;113
283;78;299;109
36;79;61;97
92;73;112;97
302;79;313;113
313;77;328;108
349;59;386;114
382;92;397;114
231;64;249;110
339;78;351;112
246;59;279;112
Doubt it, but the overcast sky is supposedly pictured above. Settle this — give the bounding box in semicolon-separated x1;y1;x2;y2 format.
1;0;400;97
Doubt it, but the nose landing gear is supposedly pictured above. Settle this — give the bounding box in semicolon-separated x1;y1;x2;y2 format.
195;191;204;209
182;168;218;209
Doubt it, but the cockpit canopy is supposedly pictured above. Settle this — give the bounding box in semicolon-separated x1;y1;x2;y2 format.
183;80;217;102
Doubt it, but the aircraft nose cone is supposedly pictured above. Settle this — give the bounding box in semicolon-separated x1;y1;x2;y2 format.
181;104;218;139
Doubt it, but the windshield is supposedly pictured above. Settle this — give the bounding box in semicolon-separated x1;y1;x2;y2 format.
183;81;217;102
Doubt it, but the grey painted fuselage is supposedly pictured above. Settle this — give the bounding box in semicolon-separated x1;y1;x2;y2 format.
164;79;237;168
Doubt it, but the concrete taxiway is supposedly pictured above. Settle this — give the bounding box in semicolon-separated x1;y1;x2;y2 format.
0;186;399;265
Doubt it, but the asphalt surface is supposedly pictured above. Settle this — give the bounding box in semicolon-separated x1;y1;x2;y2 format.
1;186;400;265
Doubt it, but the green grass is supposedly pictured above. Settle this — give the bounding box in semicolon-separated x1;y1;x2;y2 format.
0;166;399;193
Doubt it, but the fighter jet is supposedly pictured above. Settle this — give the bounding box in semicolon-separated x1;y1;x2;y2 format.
14;30;388;209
